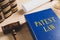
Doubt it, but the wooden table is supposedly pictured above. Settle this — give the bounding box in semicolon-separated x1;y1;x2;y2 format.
0;0;60;40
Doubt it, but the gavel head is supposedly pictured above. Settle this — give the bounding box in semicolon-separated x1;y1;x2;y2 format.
2;22;21;35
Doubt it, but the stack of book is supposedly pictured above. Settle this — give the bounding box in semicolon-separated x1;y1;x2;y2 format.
0;0;18;23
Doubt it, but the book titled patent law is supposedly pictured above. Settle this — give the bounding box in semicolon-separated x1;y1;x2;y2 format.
25;8;60;40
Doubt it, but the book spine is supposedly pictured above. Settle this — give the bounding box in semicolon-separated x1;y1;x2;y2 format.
9;0;18;13
0;0;12;18
0;7;5;23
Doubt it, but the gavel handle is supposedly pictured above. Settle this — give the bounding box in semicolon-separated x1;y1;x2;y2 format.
11;30;19;40
12;33;16;40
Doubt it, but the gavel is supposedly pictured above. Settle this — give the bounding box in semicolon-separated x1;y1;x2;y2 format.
1;21;22;40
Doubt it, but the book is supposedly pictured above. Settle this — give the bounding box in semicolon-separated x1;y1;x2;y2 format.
0;0;18;23
9;0;18;13
25;8;60;40
0;0;12;18
22;0;53;12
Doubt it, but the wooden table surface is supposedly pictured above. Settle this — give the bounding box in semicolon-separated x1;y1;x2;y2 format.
0;0;60;40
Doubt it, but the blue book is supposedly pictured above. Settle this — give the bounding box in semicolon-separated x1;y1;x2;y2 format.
25;8;60;40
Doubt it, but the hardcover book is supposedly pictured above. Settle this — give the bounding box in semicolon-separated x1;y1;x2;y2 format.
25;8;60;40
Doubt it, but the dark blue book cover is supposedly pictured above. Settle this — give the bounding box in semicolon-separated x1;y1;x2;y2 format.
25;8;60;40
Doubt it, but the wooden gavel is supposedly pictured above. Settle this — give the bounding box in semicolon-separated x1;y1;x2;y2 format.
2;22;21;40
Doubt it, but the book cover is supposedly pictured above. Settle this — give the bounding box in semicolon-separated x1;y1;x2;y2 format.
25;8;60;40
